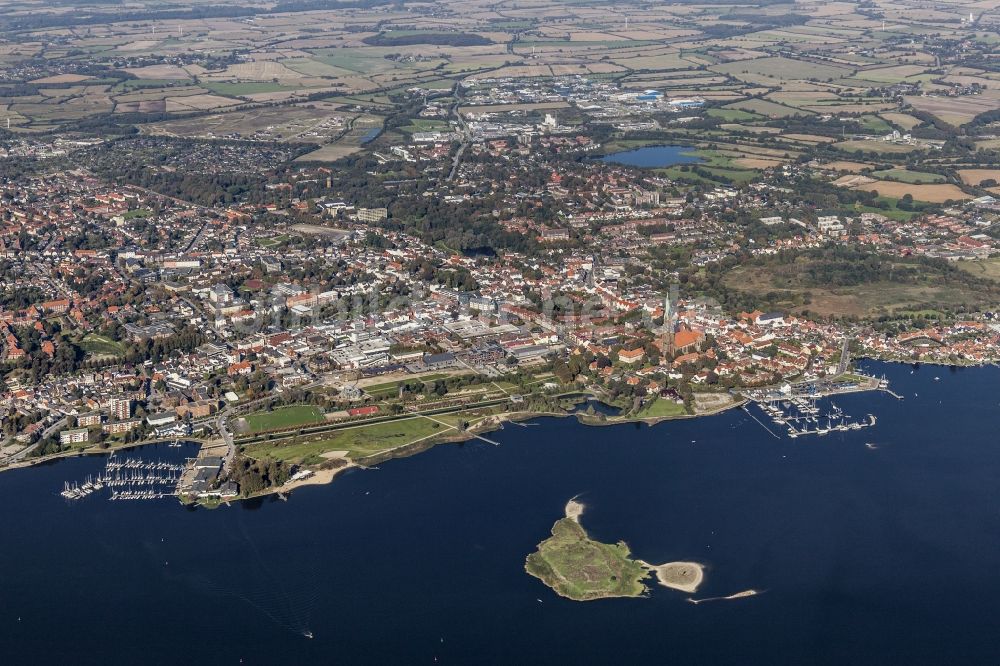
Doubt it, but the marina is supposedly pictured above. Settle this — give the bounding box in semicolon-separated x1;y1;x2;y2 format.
744;372;885;439
59;475;103;500
756;397;877;438
59;452;186;502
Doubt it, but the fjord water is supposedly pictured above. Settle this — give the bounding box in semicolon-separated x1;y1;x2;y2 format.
4;361;1000;665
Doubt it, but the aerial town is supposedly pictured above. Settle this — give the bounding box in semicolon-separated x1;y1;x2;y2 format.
4;115;1000;500
2;0;1000;501
9;0;1000;662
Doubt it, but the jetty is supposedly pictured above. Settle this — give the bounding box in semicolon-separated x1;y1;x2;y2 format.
741;404;781;440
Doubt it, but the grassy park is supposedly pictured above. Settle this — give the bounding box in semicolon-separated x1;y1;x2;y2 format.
361;373;452;398
78;334;126;357
243;413;480;464
243;405;326;433
636;398;688;419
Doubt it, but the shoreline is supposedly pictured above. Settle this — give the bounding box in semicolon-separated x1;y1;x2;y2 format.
0;357;945;499
230;461;359;504
261;399;750;499
0;382;821;501
575;396;748;427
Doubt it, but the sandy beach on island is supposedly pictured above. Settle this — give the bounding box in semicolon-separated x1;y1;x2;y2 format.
648;561;705;593
564;498;585;522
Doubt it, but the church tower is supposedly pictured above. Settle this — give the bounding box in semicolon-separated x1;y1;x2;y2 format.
660;287;677;354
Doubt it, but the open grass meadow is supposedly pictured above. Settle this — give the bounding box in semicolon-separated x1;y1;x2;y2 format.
245;416;455;464
724;259;1000;318
78;334;126;357
361;373;451;398
524;517;650;601
243;405;326;433
636;397;688;419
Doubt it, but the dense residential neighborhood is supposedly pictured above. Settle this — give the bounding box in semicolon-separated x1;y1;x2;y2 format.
4;121;1000;487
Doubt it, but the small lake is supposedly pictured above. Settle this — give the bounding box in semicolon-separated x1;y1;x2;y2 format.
570;397;623;417
600;144;701;168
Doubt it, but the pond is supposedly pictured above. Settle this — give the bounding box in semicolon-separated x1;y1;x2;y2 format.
600;144;701;168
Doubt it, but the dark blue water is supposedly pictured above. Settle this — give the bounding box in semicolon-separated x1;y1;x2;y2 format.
600;144;701;168
3;362;1000;665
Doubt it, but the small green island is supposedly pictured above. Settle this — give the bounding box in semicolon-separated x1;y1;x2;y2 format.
525;499;704;601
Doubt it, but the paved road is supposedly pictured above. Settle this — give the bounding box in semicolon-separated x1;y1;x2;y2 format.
1;415;68;466
837;334;852;375
217;410;235;474
447;97;471;182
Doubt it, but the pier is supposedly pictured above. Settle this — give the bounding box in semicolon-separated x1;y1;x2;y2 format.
880;388;904;400
741;405;781;440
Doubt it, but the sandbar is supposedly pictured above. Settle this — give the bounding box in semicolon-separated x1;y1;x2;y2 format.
649;561;705;593
565;498;584;522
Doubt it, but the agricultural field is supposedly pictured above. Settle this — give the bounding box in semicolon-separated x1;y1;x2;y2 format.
905;90;1000;127
200;82;307;97
783;133;836;144
879;112;923;130
144;103;353;144
294;114;384;162
706;108;763;122
0;0;997;151
974;139;1000;151
399;118;452;134
834;139;921;155
957;169;1000;187
163;94;240;112
819;161;876;173
869;169;946;184
851;64;928;84
711;56;854;85
849;180;970;203
724;98;808;119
